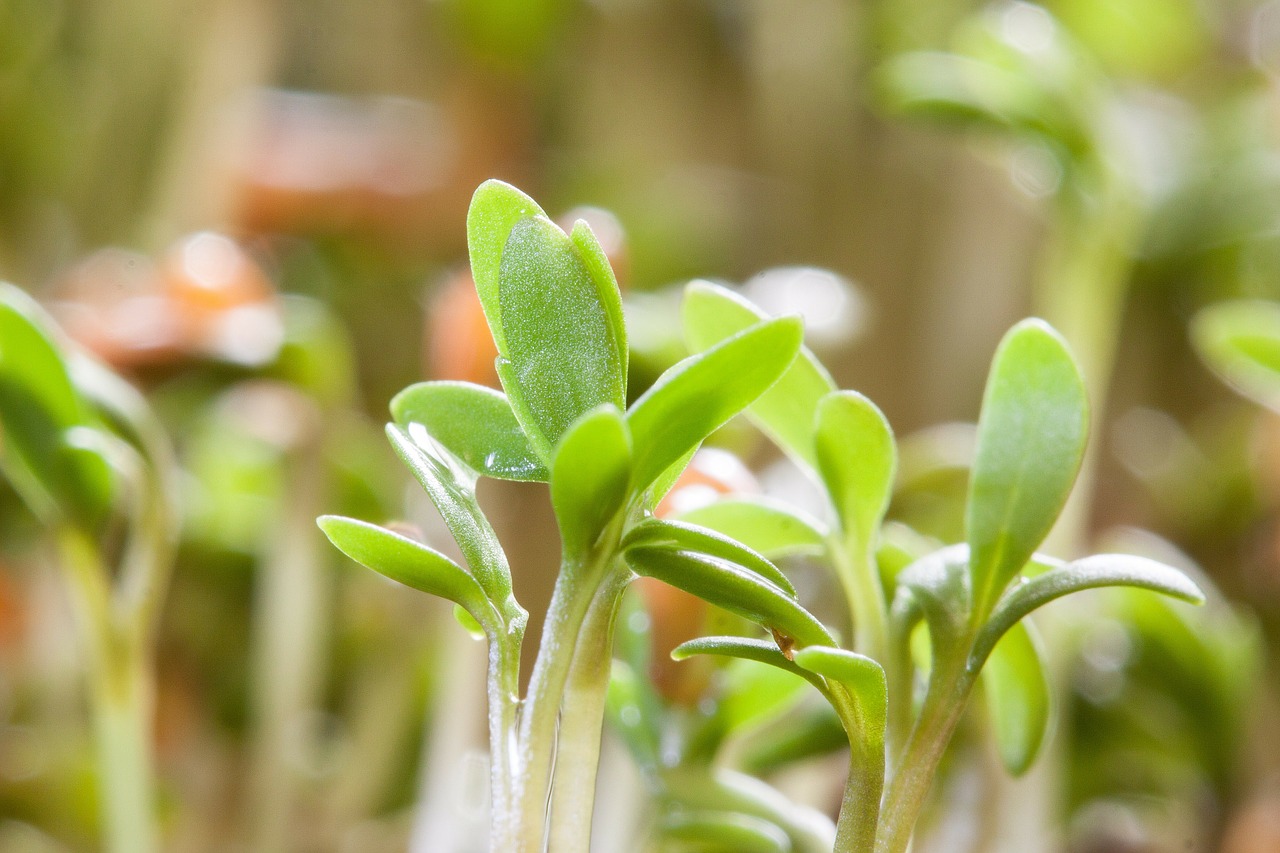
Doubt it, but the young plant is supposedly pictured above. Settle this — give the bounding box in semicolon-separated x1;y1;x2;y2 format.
677;281;1205;852
319;180;815;851
319;181;1203;852
0;284;177;853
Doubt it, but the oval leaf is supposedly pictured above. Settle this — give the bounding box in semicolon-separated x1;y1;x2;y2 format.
627;547;833;648
1192;300;1280;413
682;281;835;469
318;515;496;631
814;391;896;556
979;619;1049;776
551;404;632;557
627;317;803;494
466;180;546;354
497;216;626;455
674;496;828;560
623;517;796;596
966;319;1088;620
391;381;547;481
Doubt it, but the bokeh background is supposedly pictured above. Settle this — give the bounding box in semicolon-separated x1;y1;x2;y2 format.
2;0;1280;850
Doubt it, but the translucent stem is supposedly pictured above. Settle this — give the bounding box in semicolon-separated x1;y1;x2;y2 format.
545;575;626;852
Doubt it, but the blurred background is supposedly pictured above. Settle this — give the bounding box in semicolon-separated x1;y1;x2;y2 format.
2;0;1280;850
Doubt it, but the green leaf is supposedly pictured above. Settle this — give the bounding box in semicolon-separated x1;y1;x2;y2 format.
672;636;829;696
453;603;486;640
966;319;1088;621
814;391;896;555
660;811;792;853
716;657;812;736
318;515;497;631
644;445;698;510
791;646;887;748
466;180;545;354
674;496;828;560
876;52;1054;137
386;424;525;628
550;404;631;557
570;219;628;385
979;619;1049;776
628;548;833;648
1192;300;1280;413
623;517;796;596
628;317;803;494
0;284;114;528
496;215;626;456
391;381;548;482
682;281;835;469
976;553;1204;664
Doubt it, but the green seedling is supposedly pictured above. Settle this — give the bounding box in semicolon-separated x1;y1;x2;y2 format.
0;284;177;853
680;282;1203;852
319;182;1203;852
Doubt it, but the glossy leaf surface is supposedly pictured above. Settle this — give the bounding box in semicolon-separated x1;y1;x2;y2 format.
967;319;1088;620
980;619;1050;776
675;497;828;560
550;405;631;557
628;317;803;493
391;381;547;482
623;517;796;595
815;391;896;555
628;547;833;647
682;281;835;469
318;515;495;630
497;215;625;456
465;179;545;353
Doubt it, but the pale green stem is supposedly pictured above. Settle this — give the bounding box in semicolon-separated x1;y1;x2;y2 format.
513;544;618;852
830;688;886;853
831;536;889;667
248;451;329;852
59;528;158;853
545;574;627;852
488;630;524;850
875;658;975;853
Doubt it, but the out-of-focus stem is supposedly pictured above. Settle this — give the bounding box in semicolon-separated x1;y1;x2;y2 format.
59;527;159;853
248;451;329;851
